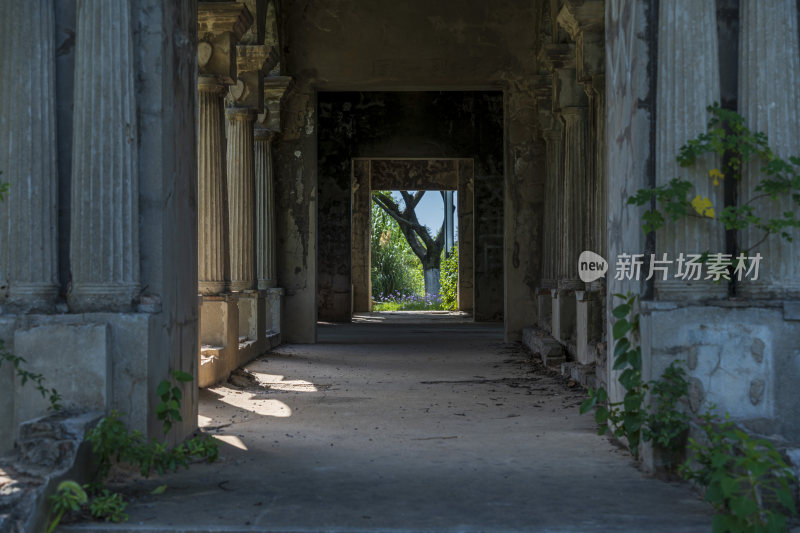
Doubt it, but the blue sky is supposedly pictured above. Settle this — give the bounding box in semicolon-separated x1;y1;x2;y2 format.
389;190;458;239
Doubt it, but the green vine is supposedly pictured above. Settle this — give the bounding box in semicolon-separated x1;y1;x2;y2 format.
0;340;62;411
627;103;800;247
581;292;689;465
156;369;193;434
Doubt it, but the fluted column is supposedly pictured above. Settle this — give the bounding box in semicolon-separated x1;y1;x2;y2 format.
255;128;276;289
738;0;800;298
69;0;140;312
198;78;229;295
0;1;59;312
226;108;257;292
655;0;725;300
560;106;588;288
592;77;606;263
541;125;563;288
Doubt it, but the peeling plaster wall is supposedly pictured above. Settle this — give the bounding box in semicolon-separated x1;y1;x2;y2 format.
605;0;656;404
316;91;504;323
278;0;544;339
641;302;800;441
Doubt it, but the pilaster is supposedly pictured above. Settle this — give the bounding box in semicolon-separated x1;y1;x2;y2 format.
69;0;140;312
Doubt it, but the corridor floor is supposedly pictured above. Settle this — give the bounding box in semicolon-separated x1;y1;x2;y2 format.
67;321;713;532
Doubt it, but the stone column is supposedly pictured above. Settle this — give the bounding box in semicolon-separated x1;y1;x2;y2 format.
197;3;254;295
69;0;140;312
197;78;229;295
738;0;800;298
590;75;606;264
537;101;562;331
560;105;589;288
226;107;257;292
256;75;291;290
0;1;59;312
538;112;563;290
255;128;276;289
655;0;725;300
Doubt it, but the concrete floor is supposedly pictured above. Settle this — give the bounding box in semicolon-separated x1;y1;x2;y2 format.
64;319;713;532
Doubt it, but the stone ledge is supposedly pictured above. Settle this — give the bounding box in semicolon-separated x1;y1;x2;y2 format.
521;327;566;367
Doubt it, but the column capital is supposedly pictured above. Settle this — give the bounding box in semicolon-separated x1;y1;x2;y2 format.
257;75;293;132
538;43;575;73
225;106;257;121
557;1;605;41
553;67;588;111
227;44;278;110
198;2;253;85
557;1;605;84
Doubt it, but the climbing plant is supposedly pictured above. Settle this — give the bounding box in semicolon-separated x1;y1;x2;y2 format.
0;177;62;412
0;341;62;411
581;292;689;465
627;103;800;248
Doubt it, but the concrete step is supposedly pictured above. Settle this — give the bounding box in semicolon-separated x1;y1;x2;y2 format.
521;327;566;366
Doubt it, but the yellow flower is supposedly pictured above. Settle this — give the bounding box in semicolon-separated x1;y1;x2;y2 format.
708;168;724;186
691;195;715;218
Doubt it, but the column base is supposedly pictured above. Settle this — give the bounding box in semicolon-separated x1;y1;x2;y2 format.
68;282;139;313
537;288;552;331
199;280;227;295
551;288;577;346
575;290;603;365
4;283;58;314
654;279;727;301
198;293;239;387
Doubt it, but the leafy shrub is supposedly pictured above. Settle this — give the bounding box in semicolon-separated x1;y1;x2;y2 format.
371;196;424;299
439;245;458;310
680;410;797;532
46;481;87;533
89;489;128;523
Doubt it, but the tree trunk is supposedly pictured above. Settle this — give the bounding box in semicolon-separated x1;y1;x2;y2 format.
422;257;441;297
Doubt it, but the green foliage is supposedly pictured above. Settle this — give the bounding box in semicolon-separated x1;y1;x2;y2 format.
156;369;193;434
46;481;88;533
439;245;458;311
371;194;424;299
0;339;62;411
0;174;8;202
62;370;219;525
581;292;646;455
581;293;689;465
643;362;690;469
680;409;798;532
628;103;800;247
86;410;219;490
88;489;128;523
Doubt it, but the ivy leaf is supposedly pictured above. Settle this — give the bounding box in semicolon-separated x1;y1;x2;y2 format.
172;370;193;383
612;319;632;340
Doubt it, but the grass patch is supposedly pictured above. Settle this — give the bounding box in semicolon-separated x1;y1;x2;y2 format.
372;293;445;311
